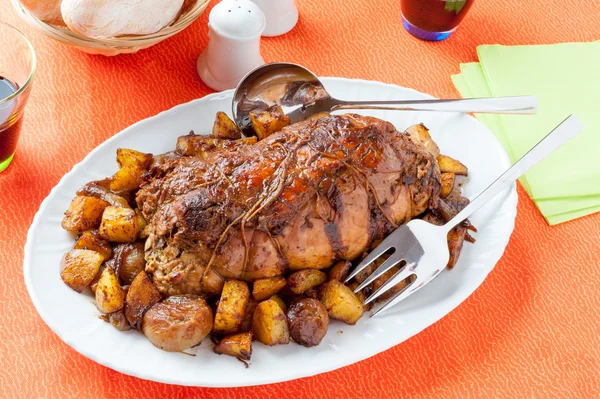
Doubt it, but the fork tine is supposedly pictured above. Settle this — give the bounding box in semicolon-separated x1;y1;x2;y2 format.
371;267;444;316
344;235;397;283
353;252;404;293
364;261;417;305
370;276;419;317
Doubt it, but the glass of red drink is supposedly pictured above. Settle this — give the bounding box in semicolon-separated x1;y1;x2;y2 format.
0;21;36;173
401;0;475;41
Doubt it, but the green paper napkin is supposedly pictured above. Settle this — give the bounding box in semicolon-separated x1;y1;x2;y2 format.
451;42;600;225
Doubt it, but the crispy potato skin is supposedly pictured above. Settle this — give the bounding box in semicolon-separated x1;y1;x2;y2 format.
252;299;290;346
61;196;110;232
212;111;242;140
318;280;364;325
214;332;253;360
440;173;456;198
95;267;125;314
99;206;138;243
328;260;352;282
252;276;287;301
125;271;162;330
113;242;146;286
213;280;250;335
143;295;213;352
287;269;327;294
60;249;103;293
437;154;468;175
286;298;329;347
74;230;113;260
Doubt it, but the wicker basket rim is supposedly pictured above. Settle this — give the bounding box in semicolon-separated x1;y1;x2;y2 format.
11;0;210;46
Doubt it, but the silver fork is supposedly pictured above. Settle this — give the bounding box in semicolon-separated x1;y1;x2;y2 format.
345;115;584;317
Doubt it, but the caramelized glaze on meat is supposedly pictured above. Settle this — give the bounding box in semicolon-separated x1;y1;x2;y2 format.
137;114;441;296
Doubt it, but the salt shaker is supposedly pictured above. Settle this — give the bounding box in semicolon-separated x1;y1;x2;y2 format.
251;0;298;37
197;0;266;92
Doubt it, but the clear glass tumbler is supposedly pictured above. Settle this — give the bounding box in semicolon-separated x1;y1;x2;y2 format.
0;21;36;173
401;0;475;41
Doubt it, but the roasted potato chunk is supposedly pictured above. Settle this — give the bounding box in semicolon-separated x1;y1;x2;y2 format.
143;295;213;352
109;165;145;192
328;260;352;282
252;299;290;346
212;111;242;140
113;242;146;286
213;280;250;335
61;196;110;232
89;264;106;293
406;123;440;157
252;276;287;301
239;299;258;333
287;269;327;294
99;206;138;243
214;332;252;360
287;298;329;347
95;266;125;314
318;280;364;325
270;294;287;313
347;281;373;312
125;271;162;329
249;106;291;140
440;173;456;198
176;133;257;157
60;249;103;293
116;148;153;170
437;154;468;175
74;230;112;260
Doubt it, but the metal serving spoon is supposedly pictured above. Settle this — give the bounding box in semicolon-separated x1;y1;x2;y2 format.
232;62;537;134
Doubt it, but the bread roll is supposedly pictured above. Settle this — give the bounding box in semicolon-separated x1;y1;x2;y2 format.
21;0;65;26
61;0;185;38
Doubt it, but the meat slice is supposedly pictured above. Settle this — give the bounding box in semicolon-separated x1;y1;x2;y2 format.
137;114;441;296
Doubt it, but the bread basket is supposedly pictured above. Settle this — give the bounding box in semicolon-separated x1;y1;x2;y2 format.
11;0;210;56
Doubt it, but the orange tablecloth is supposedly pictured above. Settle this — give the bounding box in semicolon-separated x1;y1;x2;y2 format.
1;0;599;397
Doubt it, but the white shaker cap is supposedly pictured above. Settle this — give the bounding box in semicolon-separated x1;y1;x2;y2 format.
197;0;266;91
251;0;298;37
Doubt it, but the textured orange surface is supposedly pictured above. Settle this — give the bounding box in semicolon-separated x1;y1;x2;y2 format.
1;0;600;397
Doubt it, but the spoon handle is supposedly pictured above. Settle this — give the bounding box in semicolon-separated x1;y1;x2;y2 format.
331;95;538;115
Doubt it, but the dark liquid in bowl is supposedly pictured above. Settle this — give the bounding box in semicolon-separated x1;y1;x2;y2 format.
402;0;474;32
0;76;22;163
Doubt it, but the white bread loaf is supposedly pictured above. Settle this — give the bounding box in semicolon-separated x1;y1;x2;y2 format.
61;0;185;38
20;0;65;26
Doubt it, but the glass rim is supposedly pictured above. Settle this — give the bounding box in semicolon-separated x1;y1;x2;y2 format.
0;21;37;106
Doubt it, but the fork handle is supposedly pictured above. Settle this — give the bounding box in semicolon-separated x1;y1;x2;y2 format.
331;96;538;114
444;115;584;232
